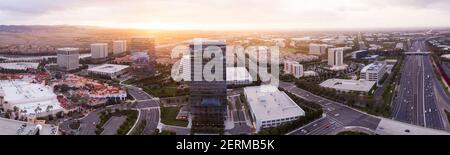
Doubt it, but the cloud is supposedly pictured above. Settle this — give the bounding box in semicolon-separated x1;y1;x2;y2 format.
0;0;450;29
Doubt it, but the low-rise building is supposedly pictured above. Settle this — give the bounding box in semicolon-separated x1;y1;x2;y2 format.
360;61;387;83
87;64;130;79
0;117;59;135
0;62;39;71
352;50;368;59
0;79;64;117
244;85;305;132
320;79;376;93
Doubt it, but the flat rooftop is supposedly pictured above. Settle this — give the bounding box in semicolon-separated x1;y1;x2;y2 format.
0;79;63;116
320;79;376;92
361;61;386;73
57;47;79;51
0;118;58;135
244;85;305;121
0;62;39;70
87;64;129;74
226;67;253;82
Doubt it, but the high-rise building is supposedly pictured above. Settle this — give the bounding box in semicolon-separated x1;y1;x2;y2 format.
180;55;191;81
328;48;344;66
113;40;127;55
309;44;328;55
130;37;156;75
292;63;304;78
57;48;79;71
91;43;108;59
189;39;227;130
284;61;303;78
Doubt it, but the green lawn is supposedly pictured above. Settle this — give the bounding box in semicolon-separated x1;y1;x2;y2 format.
160;106;188;127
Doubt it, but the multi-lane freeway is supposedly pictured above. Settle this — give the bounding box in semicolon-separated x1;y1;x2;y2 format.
392;40;449;130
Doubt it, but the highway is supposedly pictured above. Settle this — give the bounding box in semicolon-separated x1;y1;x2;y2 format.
280;82;381;135
392;40;448;130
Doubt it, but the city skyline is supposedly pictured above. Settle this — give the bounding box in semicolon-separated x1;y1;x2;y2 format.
1;0;450;30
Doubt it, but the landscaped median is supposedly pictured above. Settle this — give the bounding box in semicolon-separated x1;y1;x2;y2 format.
95;109;138;135
160;106;188;127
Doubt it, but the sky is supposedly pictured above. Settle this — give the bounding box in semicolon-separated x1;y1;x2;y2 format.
0;0;450;30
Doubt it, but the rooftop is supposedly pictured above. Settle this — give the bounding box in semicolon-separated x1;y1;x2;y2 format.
244;85;305;121
0;79;63;116
226;67;253;82
57;47;79;51
361;61;386;73
320;79;376;92
87;64;129;74
0;62;39;70
0;118;58;135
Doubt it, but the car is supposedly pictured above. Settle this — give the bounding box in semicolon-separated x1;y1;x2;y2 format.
334;114;340;117
405;129;410;133
301;129;308;133
313;124;318;127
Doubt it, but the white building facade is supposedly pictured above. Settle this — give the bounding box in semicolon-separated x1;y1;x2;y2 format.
91;43;108;59
309;44;328;55
360;61;387;83
328;48;344;66
57;48;79;71
113;40;127;55
244;85;305;132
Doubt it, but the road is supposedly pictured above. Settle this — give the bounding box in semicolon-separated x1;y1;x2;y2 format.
126;85;161;135
280;82;381;135
392;40;448;130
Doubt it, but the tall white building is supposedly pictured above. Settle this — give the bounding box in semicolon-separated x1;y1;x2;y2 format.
309;44;328;55
113;40;127;55
180;55;191;81
284;61;304;78
292;63;304;78
328;48;344;66
360;61;387;83
91;43;108;59
283;61;295;73
57;48;79;71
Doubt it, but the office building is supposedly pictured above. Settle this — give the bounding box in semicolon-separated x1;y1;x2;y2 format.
244;85;305;132
189;39;227;129
309;44;328;55
320;79;376;93
352;50;368;59
328;48;344;66
130;37;156;75
91;43;108;59
87;64;130;79
292;63;304;78
284;61;303;78
179;55;191;81
0;79;64;118
113;40;127;55
57;48;79;71
360;61;387;83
